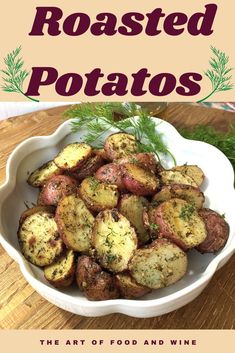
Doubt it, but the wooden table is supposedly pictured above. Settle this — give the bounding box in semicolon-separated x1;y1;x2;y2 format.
0;103;235;329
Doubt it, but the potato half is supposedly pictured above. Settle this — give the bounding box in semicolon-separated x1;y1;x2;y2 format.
104;133;138;160
27;160;62;187
172;165;205;187
129;239;187;289
54;143;92;171
115;273;151;299
18;211;63;267
56;194;95;252
92;209;137;272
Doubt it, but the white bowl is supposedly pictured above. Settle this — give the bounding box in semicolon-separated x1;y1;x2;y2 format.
0;117;235;318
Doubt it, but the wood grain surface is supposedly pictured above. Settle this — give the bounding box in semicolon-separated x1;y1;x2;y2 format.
0;103;235;329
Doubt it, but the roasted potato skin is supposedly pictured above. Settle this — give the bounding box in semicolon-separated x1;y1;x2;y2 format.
196;209;229;253
76;255;119;300
152;184;205;209
118;194;150;244
116;153;158;174
38;175;78;206
54;143;92;171
104;133;138;160
95;163;126;191
121;163;159;196
79;177;119;212
115;273;151;299
71;155;104;181
129;238;188;289
27;160;62;188
44;250;75;288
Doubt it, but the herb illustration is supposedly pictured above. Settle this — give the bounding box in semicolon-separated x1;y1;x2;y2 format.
1;46;39;102
64;102;176;164
197;46;233;103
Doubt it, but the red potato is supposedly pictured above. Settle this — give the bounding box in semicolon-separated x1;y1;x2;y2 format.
104;133;138;160
38;175;78;206
121;163;159;196
115;273;151;299
95;163;126;191
54;143;92;171
71;155;104;181
152;199;207;250
116;153;158;174
196;209;229;253
19;206;56;225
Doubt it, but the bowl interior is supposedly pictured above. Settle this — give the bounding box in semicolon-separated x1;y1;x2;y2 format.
1;119;235;302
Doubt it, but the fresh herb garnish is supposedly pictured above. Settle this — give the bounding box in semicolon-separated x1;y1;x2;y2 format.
179;204;195;221
149;223;159;231
64;102;176;164
179;124;235;173
1;46;39;102
197;46;233;103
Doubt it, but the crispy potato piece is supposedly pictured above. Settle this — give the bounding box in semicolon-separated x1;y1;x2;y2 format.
92;209;137;273
142;206;161;239
38;175;78;206
122;163;159;196
115;273;151;299
76;255;119;300
172;165;205;187
56;194;94;252
118;194;150;244
152;184;205;209
196;209;229;253
116;153;158;174
19;206;55;225
18;211;63;267
95;163;126;191
79;177;119;212
71;155;104;181
104;133;138;160
153;198;207;250
27;160;62;187
160;170;198;187
54;143;92;171
93;148;109;160
44;249;75;287
129;239;188;289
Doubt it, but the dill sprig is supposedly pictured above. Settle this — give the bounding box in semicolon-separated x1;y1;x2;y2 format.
180;124;235;172
1;46;39;102
64;102;176;164
197;46;233;103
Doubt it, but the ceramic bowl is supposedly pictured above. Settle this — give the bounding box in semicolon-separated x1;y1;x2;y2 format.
0;117;235;318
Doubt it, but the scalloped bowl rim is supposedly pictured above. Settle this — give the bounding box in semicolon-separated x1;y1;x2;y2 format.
0;117;235;316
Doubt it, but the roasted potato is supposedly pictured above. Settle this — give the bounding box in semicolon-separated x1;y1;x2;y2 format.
92;209;137;272
93;148;109;160
142;206;161;239
79;177;119;212
19;206;55;225
115;273;151;299
38;175;78;206
71;155;104;181
196;209;229;253
152;184;205;209
122;163;159;196
152;198;207;250
44;249;75;287
104;133;138;160
27;160;62;187
54;143;92;171
18;211;63;267
160;170;198;187
95;163;126;191
116;153;158;174
118;194;150;244
172;165;205;187
129;239;188;289
76;255;119;300
56;194;94;252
